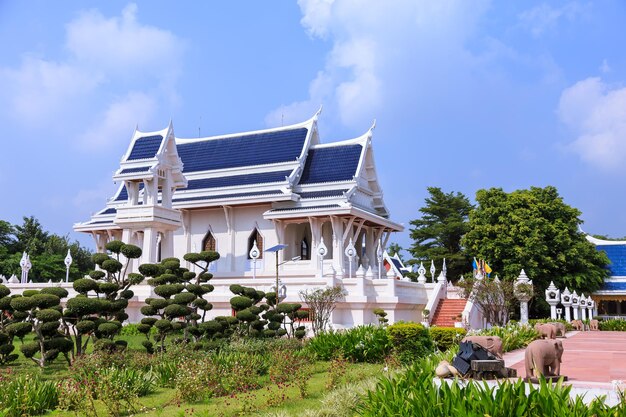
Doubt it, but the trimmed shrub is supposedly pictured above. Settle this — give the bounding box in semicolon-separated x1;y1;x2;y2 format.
387;322;434;364
599;319;626;331
73;278;99;294
230;295;253;311
10;296;37;312
429;327;467;352
40;287;69;298
66;297;102;316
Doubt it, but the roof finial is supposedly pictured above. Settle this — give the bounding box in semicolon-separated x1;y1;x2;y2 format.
367;119;376;139
315;104;323;119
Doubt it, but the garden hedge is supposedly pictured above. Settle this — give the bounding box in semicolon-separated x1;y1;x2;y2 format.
387;322;433;364
429;327;467;352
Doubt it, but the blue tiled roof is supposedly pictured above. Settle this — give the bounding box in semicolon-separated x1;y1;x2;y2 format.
177;128;308;173
597;245;626;276
114;183;144;201
269;204;341;213
601;281;626;291
127;135;163;160
119;166;150;174
299;189;347;199
174;190;283;203
99;208;117;215
299;145;362;184
183;170;291;191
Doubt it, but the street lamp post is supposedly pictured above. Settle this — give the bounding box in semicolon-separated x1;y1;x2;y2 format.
376;240;383;280
318;237;328;278
265;244;288;308
64;249;73;283
345;238;356;278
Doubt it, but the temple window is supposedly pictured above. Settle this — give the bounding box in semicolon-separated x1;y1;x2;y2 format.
202;230;216;252
248;228;263;259
300;238;309;260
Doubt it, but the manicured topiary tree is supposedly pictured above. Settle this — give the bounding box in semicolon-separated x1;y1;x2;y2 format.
61;240;143;358
0;284;18;365
276;303;308;339
137;251;218;353
228;284;269;337
10;290;73;367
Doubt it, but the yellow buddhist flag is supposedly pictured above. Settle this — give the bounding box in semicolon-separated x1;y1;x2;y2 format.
484;261;492;277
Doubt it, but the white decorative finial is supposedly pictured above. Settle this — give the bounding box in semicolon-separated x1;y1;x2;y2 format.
417;262;426;284
314;104;323;118
430;260;436;283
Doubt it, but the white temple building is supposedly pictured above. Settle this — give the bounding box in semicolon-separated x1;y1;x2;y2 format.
69;110;435;326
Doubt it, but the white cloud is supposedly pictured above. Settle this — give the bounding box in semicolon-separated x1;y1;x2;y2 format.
77;91;157;150
559;77;626;170
0;3;183;146
518;2;587;38
65;3;183;82
600;59;611;74
0;57;102;126
268;0;491;129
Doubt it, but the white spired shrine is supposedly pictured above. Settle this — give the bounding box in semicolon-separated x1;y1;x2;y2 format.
69;110;439;326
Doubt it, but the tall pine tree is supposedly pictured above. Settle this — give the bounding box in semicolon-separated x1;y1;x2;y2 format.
408;187;473;281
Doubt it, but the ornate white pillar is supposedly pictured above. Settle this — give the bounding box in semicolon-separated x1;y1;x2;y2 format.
579;294;587;321
545;281;560;320
561;287;572;322
587;298;595;319
365;227;375;272
330;216;344;275
142;228;158;264
161;230;174;259
571;291;580;320
514;269;533;326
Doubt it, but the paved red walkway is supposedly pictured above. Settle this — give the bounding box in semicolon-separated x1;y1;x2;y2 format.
507;331;626;386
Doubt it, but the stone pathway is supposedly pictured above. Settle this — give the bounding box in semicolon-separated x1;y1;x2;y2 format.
502;330;626;405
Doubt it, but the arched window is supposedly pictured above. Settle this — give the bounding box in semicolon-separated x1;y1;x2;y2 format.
202;230;216;252
247;228;263;259
300;238;309;260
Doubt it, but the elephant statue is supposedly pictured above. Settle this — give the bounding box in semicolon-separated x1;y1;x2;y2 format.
435;360;459;378
525;339;564;378
547;322;566;337
571;320;584;331
589;319;599;331
534;323;557;339
461;335;503;359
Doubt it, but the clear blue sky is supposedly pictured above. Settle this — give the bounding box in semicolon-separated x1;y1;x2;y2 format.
1;1;625;254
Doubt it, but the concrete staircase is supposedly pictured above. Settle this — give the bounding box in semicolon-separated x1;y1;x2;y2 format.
430;299;467;327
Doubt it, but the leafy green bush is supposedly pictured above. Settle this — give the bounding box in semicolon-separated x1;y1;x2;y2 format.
599;319;626;331
387;323;433;364
468;323;539;352
0;374;59;417
429;327;466;352
359;356;625;417
306;325;392;362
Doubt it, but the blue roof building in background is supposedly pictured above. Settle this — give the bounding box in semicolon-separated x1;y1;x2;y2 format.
587;234;626;317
